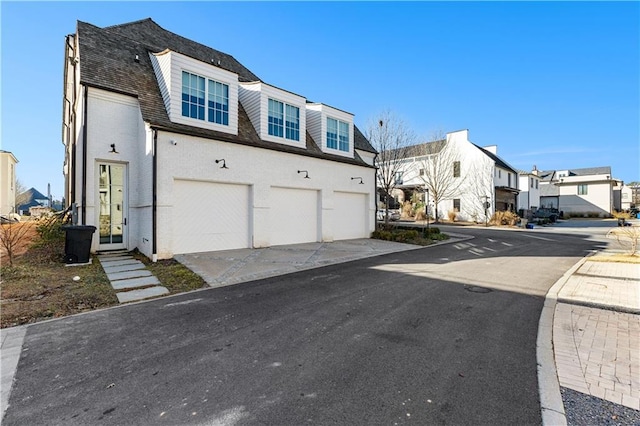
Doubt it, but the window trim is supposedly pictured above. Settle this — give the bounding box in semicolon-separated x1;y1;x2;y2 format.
326;116;350;153
578;184;588;195
181;70;229;126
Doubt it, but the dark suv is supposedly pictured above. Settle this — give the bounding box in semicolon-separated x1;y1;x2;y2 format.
533;208;559;223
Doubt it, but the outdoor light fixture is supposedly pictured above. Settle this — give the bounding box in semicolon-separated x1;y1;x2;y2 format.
351;177;364;184
215;159;228;169
109;144;119;154
297;170;310;179
170;140;177;146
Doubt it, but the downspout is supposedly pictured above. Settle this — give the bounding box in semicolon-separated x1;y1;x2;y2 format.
81;85;88;224
152;129;158;262
373;152;379;230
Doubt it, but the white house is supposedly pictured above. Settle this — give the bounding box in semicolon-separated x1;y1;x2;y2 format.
517;167;541;212
387;129;519;223
0;150;18;215
539;167;617;217
62;19;377;260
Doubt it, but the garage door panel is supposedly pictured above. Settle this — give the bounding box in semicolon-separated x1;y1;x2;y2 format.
334;192;367;240
270;187;318;246
173;180;250;254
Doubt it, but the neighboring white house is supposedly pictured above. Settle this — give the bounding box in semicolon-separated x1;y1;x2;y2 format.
614;183;633;211
62;19;377;260
517;167;541;212
0;150;18;215
385;129;519;223
539;167;617;217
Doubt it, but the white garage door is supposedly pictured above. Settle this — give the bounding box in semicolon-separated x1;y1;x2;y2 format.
333;192;368;240
270;187;318;246
173;180;250;254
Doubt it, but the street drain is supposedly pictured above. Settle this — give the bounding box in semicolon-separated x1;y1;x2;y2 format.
464;285;493;293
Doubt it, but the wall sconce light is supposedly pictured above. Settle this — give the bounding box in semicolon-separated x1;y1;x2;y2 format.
134;54;140;63
215;159;228;169
351;177;364;184
109;144;119;154
297;170;310;179
170;140;177;146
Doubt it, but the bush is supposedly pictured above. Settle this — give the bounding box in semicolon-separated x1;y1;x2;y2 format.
35;213;66;247
491;211;519;226
447;210;457;222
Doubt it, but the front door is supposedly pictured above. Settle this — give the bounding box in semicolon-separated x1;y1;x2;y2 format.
98;163;127;251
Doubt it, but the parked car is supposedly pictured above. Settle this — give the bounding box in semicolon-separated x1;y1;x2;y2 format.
532;208;559;222
377;209;401;221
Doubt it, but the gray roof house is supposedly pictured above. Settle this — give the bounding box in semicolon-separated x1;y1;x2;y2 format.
63;18;377;260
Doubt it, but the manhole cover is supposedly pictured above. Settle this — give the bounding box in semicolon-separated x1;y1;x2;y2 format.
464;285;492;293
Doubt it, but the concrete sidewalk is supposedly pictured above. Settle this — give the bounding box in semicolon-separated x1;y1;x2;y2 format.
539;250;640;425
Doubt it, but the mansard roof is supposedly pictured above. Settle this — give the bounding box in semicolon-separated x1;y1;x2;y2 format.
75;19;375;165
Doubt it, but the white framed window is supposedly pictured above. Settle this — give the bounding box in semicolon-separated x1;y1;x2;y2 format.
182;71;229;126
578;184;588;195
268;98;300;141
327;117;349;152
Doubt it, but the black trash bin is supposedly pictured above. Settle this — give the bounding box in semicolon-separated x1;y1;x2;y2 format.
61;225;96;264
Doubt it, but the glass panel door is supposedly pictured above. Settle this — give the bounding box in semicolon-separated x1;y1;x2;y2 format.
98;163;126;250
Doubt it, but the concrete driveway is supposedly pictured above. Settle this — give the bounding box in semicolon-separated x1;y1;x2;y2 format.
175;238;428;288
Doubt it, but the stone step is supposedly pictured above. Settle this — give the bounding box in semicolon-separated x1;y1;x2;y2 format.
99;259;140;268
110;276;161;291
99;256;135;264
107;269;152;281
102;263;147;274
116;286;169;303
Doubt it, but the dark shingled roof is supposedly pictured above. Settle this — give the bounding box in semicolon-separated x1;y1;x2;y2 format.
76;19;375;166
472;144;517;174
539;166;612;182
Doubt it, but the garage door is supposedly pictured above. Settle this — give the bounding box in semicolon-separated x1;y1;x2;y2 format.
333;192;368;240
270;187;318;246
173;180;250;254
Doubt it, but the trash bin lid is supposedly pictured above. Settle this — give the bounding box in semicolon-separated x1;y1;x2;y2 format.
61;225;97;232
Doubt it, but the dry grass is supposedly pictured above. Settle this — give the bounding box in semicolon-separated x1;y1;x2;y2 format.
588;254;640;264
1;227;208;329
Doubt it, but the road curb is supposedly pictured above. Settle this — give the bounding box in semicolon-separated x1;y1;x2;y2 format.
537;252;594;426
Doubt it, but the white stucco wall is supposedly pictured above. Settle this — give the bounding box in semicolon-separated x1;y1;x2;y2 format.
0;152;18;215
557;179;613;216
518;174;541;210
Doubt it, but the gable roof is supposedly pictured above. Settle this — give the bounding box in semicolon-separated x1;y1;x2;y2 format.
472;144;517;174
16;187;48;211
75;19;375;165
539;166;612;182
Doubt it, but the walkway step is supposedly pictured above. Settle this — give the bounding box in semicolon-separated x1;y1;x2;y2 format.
102;263;146;274
116;286;169;303
99;258;136;266
107;269;152;281
111;276;161;291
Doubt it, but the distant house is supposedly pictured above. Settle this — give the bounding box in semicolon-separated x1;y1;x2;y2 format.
16;187;50;216
381;129;519;223
62;18;377;260
539;167;618;217
0;150;18;215
517;167;541;212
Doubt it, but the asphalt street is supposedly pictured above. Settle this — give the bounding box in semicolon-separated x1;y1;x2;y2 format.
3;227;600;425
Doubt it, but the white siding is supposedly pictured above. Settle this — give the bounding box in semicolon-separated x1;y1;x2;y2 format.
172;180;251;253
238;82;262;135
239;82;307;149
149;50;172;117
166;51;239;135
305;103;354;158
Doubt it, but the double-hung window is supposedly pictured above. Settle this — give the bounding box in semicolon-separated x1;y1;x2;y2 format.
269;99;300;141
453;161;461;178
182;71;229;125
578;184;588;195
327;117;349;152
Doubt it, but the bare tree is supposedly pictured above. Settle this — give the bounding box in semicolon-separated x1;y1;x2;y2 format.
366;111;416;226
461;156;494;224
0;221;34;266
411;132;468;223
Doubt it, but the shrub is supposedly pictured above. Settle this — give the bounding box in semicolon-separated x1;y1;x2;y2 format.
447;210;457;222
491;211;519;226
401;201;414;219
35;213;66;246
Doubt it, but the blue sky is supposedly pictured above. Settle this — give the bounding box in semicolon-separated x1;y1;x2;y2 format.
1;1;638;200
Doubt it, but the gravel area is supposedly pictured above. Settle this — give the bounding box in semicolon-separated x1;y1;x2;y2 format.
562;387;640;426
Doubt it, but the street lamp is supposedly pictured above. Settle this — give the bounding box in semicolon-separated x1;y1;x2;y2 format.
483;195;490;227
425;187;430;237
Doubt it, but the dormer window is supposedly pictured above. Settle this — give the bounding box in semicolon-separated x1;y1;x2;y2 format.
150;50;238;135
181;71;229;125
268;99;300;141
327;117;349;152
